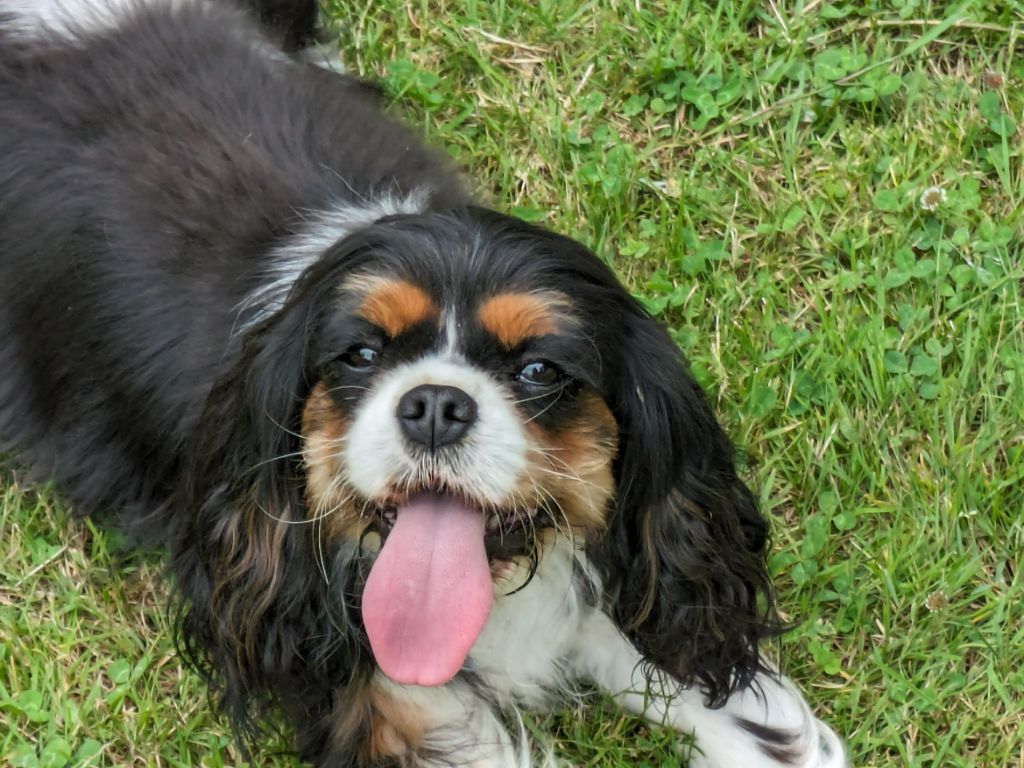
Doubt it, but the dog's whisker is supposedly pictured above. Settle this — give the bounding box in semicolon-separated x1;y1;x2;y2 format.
532;479;574;545
260;408;305;440
521;386;570;425
245;450;307;472
533;464;604;493
324;384;370;394
510;389;564;406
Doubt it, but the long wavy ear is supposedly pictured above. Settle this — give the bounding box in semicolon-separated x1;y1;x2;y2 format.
170;291;357;748
595;300;778;706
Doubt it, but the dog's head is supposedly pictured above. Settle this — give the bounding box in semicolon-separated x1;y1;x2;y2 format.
180;207;774;734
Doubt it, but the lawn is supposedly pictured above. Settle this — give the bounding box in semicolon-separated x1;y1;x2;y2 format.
2;1;1022;766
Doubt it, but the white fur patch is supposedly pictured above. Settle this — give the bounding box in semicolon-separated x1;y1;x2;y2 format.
344;355;529;506
0;0;198;40
469;538;584;709
237;192;429;330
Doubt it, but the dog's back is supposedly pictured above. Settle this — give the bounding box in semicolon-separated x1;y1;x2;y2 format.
0;0;463;524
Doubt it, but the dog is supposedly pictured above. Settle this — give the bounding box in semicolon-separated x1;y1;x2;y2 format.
0;1;846;765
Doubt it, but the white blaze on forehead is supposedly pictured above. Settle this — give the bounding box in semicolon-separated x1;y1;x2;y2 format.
344;355;529;505
0;0;200;40
441;310;461;354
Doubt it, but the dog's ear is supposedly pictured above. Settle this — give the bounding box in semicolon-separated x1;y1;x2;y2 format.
172;283;355;743
594;300;778;706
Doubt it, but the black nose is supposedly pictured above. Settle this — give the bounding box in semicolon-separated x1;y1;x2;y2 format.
397;384;477;451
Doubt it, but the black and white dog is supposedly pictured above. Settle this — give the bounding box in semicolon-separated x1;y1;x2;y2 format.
0;1;846;765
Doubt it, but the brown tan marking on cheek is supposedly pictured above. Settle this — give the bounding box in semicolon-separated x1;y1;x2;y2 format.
477;292;566;348
354;277;438;337
301;382;365;540
524;392;618;536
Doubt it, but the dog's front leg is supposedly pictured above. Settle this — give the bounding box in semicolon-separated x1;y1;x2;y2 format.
571;610;846;768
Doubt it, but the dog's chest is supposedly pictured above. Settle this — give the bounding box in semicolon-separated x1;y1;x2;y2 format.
466;542;590;709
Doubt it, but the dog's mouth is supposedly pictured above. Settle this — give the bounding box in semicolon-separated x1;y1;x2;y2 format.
359;487;550;689
366;492;550;560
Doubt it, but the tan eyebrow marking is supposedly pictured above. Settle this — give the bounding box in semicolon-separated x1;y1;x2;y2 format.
477;292;568;348
349;277;438;337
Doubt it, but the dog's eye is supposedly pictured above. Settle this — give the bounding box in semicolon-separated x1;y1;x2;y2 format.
517;360;562;386
340;345;380;370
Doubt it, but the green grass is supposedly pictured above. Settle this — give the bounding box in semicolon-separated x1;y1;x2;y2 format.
2;1;1023;766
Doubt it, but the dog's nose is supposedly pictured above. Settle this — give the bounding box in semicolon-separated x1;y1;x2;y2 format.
397;384;477;451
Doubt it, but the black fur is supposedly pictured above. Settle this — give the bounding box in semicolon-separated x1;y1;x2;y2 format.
0;1;778;763
736;718;806;765
0;0;464;526
245;0;320;50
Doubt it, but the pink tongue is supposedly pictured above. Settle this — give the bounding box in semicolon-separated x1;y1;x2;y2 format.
362;494;492;686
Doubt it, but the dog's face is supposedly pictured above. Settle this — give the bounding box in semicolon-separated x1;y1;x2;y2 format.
190;207;771;706
302;266;618;547
296;211;621;684
304;252;618;526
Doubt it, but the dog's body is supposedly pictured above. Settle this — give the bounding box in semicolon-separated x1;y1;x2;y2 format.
0;2;845;766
